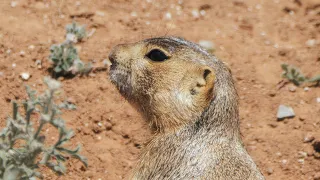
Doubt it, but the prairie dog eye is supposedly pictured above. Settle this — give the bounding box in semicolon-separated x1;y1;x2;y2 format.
146;49;169;62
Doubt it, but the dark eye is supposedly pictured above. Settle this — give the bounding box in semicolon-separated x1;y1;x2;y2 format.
146;49;168;62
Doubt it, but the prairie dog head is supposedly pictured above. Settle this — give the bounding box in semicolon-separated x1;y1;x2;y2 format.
108;37;217;133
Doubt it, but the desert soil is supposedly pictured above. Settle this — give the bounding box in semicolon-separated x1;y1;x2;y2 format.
0;0;320;179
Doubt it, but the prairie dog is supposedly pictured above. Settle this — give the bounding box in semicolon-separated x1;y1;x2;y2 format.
108;36;265;180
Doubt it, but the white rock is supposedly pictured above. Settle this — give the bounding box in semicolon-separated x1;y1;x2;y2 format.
96;11;105;17
304;87;310;91
165;12;172;20
317;97;320;103
19;50;26;57
277;105;295;120
0;72;3;77
28;45;35;50
20;72;30;80
11;1;18;7
199;40;215;51
191;9;200;18
130;11;137;17
200;10;206;16
6;49;11;54
12;63;16;68
306;39;316;47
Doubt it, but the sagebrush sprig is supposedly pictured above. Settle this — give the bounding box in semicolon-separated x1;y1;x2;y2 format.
281;63;320;86
66;22;86;43
49;22;92;77
49;42;92;77
0;77;87;180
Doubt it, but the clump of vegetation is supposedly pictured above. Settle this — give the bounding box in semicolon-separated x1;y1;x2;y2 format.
281;63;320;86
0;77;87;179
49;22;92;77
49;43;92;76
66;22;86;43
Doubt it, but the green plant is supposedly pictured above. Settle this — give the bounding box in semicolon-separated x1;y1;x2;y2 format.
281;63;320;86
49;42;92;76
0;77;87;179
66;22;86;43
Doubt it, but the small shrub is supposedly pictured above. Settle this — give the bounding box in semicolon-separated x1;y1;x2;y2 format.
281;63;320;86
0;77;87;179
49;42;92;76
66;22;86;43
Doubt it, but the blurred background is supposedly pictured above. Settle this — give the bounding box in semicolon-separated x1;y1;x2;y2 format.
0;0;319;179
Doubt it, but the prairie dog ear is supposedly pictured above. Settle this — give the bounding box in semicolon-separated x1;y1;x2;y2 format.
191;66;215;99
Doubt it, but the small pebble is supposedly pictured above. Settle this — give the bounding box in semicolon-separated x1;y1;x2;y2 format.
28;45;35;50
0;72;3;77
298;151;308;158
277;105;295;120
266;168;273;175
191;9;200;18
130;11;137;17
96;11;105;17
35;60;42;69
303;133;315;143
97;122;103;127
165;12;172;20
11;1;18;7
304;87;310;91
12;63;16;68
316;97;320;103
20;72;30;80
297;159;304;164
288;86;296;92
306;39;316;47
6;49;11;54
19;50;26;57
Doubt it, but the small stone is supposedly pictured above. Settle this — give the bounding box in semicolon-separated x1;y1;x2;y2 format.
303;133;315;143
299;116;306;121
28;45;35;50
12;63;16;68
298;151;308;158
297;158;304;164
165;12;172;20
191;9;200;18
276;152;282;157
130;11;137;17
96;11;105;17
304;87;310;91
268;123;277;128
97;122;103;127
199;40;215;51
35;60;42;69
316;97;320;103
19;50;26;57
277;105;295;120
266;168;273;175
6;49;11;54
288;86;296;92
11;1;18;7
20;73;30;80
306;39;317;47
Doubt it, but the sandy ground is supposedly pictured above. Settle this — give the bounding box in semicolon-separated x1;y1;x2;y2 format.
0;0;320;179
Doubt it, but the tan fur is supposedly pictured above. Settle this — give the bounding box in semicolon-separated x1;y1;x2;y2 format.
108;36;265;180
